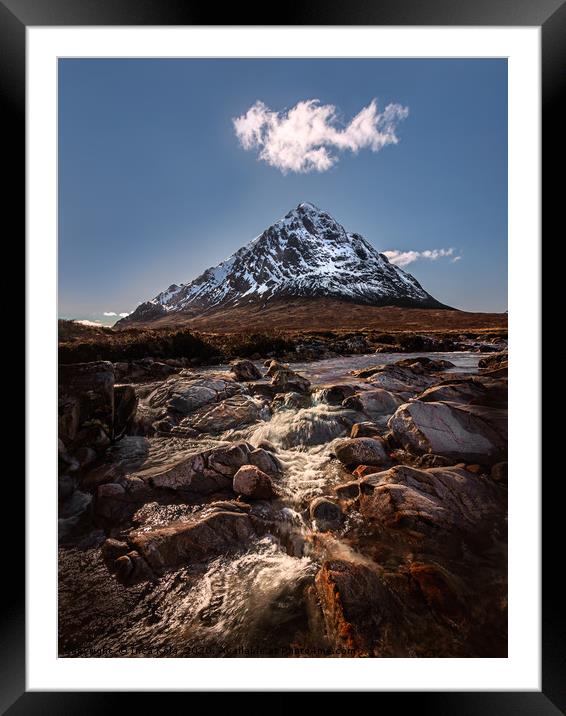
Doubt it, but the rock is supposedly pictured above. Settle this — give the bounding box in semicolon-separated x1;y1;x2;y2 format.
207;443;250;476
246;381;280;399
334;481;362;499
233;465;274;499
59;361;115;443
316;384;358;406
147;375;246;416
175;394;266;434
343;389;401;418
414;453;455;469
315;560;392;655
350;422;382;439
230;359;262;381
417;378;507;408
334;437;390;468
114;384;138;436
267;361;311;393
101;538;130;563
491;461;508;483
393;356;455;371
129;508;256;571
359;465;503;542
309;497;342;528
478;352;508;371
272;392;312;410
365;365;436;394
352;464;385;478
248;448;282;477
388;401;507;465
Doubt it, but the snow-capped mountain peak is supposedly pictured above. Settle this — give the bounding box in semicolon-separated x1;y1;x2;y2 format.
119;203;446;324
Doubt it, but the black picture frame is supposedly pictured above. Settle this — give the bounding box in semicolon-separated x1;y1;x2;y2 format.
5;0;558;708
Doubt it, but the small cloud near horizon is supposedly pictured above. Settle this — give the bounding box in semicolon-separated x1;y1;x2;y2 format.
103;311;130;317
383;248;462;267
233;98;408;174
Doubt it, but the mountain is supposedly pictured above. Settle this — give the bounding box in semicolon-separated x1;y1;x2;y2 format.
118;202;448;326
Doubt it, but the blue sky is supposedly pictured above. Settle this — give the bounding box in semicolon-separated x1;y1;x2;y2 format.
58;58;507;323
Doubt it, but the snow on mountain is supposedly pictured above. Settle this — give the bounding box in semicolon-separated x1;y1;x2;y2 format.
120;202;446;324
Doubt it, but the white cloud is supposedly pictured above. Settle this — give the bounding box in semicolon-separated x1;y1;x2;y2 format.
74;319;102;327
119;312;130;317
233;98;408;174
103;311;130;317
383;248;460;267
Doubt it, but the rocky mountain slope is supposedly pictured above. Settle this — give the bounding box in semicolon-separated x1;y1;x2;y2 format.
119;203;448;326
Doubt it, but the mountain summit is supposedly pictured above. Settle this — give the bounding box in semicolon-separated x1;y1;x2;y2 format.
119;202;447;325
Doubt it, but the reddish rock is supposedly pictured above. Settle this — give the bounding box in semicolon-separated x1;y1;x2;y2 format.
233;464;274;499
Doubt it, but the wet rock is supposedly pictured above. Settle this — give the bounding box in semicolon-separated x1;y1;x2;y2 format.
315;560;392;655
309;497;342;529
147;375;246;416
478;352;508;371
114;384;138;436
59;361;114;443
393;356;455;371
129;508;256;571
266;361;311;394
388;401;507;465
176;394;266;434
316;384;358;406
365;365;436;394
352;464;385;479
233;465;274;499
272;392;312;410
334;481;362;499
416;378;507;408
248;448;282;477
230;359;262;382
343;389;401;418
334;437;390;468
350;422;382;439
247;381;280;399
101;538;130;563
414;453;455;469
359;465;503;543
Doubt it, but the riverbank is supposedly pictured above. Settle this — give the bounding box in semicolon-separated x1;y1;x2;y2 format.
58;348;507;657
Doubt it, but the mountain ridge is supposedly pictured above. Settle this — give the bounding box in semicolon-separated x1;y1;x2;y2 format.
118;202;449;326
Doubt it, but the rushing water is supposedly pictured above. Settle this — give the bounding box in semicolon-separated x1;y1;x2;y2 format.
63;351;489;656
132;351;484;654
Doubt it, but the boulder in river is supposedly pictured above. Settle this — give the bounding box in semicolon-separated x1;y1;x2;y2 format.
233;464;274;499
316;384;359;406
309;497;342;529
266;361;311;394
230;359;263;382
359;464;503;544
350;422;382;439
174;394;267;435
388;401;507;465
128;507;257;572
343;389;401;418
334;437;390;468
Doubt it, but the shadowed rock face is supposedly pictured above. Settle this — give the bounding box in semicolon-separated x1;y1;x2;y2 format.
358;465;503;544
388;401;507;465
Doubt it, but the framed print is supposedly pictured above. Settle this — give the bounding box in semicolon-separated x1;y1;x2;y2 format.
5;0;558;707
